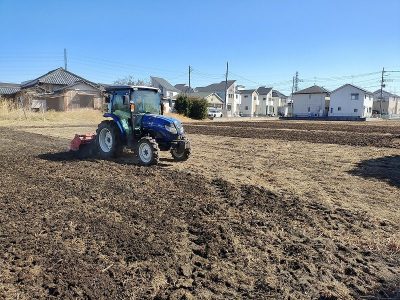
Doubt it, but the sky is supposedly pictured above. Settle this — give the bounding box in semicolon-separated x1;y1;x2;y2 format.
0;0;399;94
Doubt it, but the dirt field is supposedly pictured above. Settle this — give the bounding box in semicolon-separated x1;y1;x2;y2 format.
0;119;399;299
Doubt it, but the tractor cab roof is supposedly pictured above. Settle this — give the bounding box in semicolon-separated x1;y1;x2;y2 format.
105;85;159;93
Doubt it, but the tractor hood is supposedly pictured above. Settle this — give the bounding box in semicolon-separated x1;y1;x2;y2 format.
141;114;181;126
141;114;184;136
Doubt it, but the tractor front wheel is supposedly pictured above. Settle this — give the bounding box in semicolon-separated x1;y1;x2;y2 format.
171;139;191;162
96;121;123;159
137;137;159;166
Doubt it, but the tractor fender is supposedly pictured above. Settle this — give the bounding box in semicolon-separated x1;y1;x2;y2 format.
103;113;126;137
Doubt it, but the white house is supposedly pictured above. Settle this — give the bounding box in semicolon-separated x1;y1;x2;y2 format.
151;76;181;112
255;87;273;116
372;90;400;116
195;80;240;116
272;90;289;116
189;92;224;109
329;84;373;118
292;85;330;117
239;89;259;117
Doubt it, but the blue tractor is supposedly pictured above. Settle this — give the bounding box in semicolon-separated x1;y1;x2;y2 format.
95;85;191;165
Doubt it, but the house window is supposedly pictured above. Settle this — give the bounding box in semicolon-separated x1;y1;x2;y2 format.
227;104;232;110
354;108;358;113
244;95;248;98
308;107;311;112
229;94;233;98
263;97;266;100
338;107;342;111
253;96;256;100
272;107;274;113
245;106;249;110
235;94;238;99
351;93;359;100
368;107;372;113
330;107;333;113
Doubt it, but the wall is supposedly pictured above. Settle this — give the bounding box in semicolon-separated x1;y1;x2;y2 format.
240;93;253;116
329;85;373;118
293;93;327;117
257;91;273;116
206;94;224;108
373;96;400;115
226;83;240;116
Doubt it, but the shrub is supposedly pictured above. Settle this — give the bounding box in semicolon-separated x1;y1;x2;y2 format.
174;95;191;116
188;97;208;120
175;95;208;120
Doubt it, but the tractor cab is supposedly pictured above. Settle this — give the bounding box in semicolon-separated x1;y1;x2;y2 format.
105;85;162;114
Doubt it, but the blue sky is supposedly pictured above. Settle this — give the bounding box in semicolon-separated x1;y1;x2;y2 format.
0;0;399;94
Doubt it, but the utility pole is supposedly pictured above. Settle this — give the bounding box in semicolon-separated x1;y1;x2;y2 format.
64;48;68;70
295;71;298;91
188;65;192;94
224;61;229;110
380;67;385;116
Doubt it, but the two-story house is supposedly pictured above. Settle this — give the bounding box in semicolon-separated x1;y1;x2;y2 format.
239;89;259;117
272;90;289;116
150;76;181;112
195;80;240;116
372;90;400;116
256;87;273;116
329;84;373;118
292;85;330;117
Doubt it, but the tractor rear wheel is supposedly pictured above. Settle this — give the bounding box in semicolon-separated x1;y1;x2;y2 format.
137;136;159;166
96;120;123;159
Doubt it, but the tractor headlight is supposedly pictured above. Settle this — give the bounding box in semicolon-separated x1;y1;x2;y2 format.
165;123;178;134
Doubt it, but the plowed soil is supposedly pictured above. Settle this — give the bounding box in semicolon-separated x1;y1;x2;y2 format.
1;120;400;300
185;121;400;148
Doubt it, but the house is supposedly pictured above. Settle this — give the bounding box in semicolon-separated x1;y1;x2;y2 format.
292;85;330;117
174;83;194;93
0;82;21;99
372;90;400;116
189;92;224;109
151;76;181;112
16;67;102;111
239;89;259;117
195;80;240;116
272;90;289;116
256;87;273;116
328;84;373;118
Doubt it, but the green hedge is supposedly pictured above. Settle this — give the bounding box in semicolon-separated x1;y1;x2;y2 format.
175;95;208;120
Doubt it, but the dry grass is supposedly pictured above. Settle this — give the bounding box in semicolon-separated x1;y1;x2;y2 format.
0;99;103;127
0;99;195;127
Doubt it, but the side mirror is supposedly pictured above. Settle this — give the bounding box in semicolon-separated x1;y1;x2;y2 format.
105;94;111;103
123;94;129;105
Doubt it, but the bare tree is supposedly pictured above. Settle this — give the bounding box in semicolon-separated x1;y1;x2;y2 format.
113;75;150;86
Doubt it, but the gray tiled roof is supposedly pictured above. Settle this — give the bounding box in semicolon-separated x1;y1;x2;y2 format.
189;92;223;101
175;83;194;93
331;84;371;95
256;87;272;95
373;89;400;98
0;82;21;95
21;68;94;88
151;76;180;93
195;80;236;92
238;89;257;94
272;90;287;98
53;80;101;93
293;85;330;95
